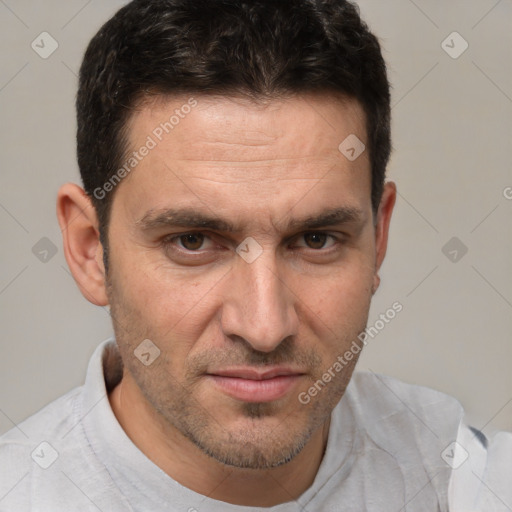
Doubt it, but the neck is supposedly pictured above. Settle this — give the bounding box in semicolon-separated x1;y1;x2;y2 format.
108;374;331;507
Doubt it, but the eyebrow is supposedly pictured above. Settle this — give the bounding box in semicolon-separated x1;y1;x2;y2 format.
137;206;365;234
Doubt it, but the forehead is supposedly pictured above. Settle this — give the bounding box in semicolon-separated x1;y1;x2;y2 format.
127;92;367;162
113;92;371;227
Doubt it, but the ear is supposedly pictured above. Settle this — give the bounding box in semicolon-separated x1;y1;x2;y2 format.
372;181;396;295
56;183;108;306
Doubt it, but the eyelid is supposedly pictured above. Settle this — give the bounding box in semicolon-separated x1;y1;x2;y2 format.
164;231;215;251
291;232;339;249
162;230;343;254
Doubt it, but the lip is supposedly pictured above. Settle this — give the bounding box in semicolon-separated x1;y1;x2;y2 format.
206;367;305;402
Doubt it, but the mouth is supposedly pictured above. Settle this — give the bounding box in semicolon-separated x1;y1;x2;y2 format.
205;367;306;403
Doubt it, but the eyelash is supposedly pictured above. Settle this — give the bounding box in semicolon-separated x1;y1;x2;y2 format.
161;231;342;255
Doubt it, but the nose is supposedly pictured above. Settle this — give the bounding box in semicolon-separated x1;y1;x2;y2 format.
220;249;299;353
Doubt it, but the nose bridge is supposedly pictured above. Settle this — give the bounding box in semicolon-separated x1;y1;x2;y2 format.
222;251;298;352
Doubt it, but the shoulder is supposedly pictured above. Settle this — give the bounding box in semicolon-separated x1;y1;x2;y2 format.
0;338;126;511
0;386;83;511
345;371;465;429
334;371;466;469
339;372;512;510
0;385;82;445
0;337;117;449
335;372;466;507
449;423;512;511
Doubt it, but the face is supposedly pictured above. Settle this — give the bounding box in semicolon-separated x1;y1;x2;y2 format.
105;92;383;469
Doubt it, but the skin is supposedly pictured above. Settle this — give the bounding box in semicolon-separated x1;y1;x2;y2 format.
57;92;396;507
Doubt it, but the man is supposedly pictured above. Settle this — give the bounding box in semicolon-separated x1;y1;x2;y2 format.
0;0;510;510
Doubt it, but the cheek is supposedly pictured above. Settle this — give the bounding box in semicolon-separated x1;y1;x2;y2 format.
116;247;203;313
292;261;374;361
115;259;227;351
297;260;374;319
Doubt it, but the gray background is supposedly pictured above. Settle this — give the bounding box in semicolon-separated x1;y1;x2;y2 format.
0;0;511;437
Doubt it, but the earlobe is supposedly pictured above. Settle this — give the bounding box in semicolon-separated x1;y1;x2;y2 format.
372;181;397;294
56;183;109;306
372;274;381;295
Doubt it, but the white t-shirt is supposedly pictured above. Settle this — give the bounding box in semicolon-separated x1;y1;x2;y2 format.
0;338;510;511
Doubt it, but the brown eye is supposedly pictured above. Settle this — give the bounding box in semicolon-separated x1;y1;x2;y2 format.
303;232;328;249
179;233;205;250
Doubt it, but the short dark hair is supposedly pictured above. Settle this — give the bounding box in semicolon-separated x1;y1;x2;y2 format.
76;0;391;267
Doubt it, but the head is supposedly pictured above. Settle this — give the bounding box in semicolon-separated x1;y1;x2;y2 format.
58;0;395;469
